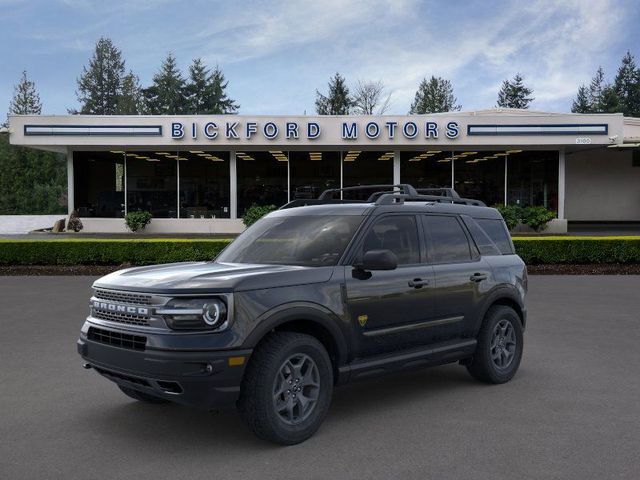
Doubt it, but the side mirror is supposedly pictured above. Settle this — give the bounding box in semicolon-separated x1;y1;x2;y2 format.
359;249;398;271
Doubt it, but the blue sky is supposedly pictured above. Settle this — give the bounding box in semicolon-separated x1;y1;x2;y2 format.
1;0;639;117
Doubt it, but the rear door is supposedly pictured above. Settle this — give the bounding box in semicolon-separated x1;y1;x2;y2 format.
422;214;493;341
344;214;436;357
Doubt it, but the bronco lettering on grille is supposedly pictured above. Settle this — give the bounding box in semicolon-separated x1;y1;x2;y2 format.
92;300;149;316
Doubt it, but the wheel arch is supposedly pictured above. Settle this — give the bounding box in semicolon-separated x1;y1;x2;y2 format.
242;303;350;378
475;289;526;335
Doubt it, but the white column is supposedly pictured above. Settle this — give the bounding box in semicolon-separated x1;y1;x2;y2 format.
176;158;180;219
504;154;508;206
393;150;401;184
451;152;455;188
230;150;237;219
558;148;566;220
66;148;74;216
287;152;291;202
124;154;127;215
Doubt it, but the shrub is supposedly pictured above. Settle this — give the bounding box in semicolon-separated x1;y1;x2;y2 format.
66;210;83;232
521;206;556;232
492;204;521;230
125;210;152;232
512;237;640;264
242;204;277;227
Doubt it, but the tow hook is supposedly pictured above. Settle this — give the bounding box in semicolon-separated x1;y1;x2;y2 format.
82;363;92;370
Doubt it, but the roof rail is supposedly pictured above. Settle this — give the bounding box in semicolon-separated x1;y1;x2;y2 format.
318;184;418;200
279;184;485;209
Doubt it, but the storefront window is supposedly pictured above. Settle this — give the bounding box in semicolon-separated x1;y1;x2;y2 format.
73;151;125;218
454;151;505;207
507;150;558;210
178;151;230;218
126;151;177;218
289;151;340;200
237;150;288;215
401;150;452;190
342;150;394;200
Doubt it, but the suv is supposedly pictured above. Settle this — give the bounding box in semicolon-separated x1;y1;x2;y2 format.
77;185;527;445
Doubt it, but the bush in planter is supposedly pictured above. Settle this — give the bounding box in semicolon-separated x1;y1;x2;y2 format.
242;204;277;227
492;204;521;230
125;210;152;232
66;210;83;232
521;206;556;232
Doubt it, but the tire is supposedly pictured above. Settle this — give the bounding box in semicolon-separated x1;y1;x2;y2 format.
466;305;523;384
118;385;169;404
238;332;334;445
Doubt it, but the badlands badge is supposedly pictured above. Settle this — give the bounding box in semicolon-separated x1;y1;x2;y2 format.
358;314;368;327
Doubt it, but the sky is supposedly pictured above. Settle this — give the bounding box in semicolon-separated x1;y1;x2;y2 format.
1;0;639;117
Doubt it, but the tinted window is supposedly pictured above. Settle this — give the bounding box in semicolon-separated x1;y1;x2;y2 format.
476;218;514;254
423;215;472;263
216;215;363;267
462;216;501;256
362;216;420;265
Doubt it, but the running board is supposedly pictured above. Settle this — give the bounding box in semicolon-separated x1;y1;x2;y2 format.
337;338;477;383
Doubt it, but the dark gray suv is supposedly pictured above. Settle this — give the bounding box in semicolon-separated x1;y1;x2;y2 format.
77;185;527;444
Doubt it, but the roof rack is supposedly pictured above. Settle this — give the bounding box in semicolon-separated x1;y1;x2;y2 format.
279;184;485;209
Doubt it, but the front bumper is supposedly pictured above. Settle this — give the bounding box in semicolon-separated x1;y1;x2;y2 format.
77;332;251;409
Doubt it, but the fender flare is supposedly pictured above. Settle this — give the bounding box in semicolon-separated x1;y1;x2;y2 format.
241;302;350;367
474;286;525;336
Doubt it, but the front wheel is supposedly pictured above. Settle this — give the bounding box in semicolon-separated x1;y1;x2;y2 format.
238;332;333;445
466;305;523;384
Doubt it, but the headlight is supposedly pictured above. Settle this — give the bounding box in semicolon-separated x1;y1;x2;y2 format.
157;298;228;331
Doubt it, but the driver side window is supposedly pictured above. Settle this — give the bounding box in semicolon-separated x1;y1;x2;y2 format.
361;215;420;265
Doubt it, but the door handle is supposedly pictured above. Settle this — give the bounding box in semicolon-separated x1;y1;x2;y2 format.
408;278;429;288
470;272;488;282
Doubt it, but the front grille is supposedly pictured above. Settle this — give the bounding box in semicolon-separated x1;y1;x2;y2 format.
93;366;151;387
92;310;150;327
88;327;146;351
94;289;152;305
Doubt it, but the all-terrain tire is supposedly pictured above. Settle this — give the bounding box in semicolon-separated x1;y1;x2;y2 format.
466;305;523;384
118;385;170;404
238;332;333;445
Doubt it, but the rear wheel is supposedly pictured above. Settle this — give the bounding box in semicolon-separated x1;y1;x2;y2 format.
238;332;333;445
466;305;523;384
118;385;169;404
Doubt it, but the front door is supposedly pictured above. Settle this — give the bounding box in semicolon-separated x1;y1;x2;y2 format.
344;214;435;357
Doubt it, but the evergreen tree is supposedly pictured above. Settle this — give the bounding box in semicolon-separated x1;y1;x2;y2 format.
571;85;591;113
613;51;640;117
116;71;144;115
185;59;239;114
496;73;534;109
75;37;125;114
8;70;42;116
143;53;187;115
409;76;461;114
315;73;352;115
588;66;607;111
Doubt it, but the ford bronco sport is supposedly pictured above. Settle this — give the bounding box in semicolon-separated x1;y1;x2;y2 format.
77;184;527;445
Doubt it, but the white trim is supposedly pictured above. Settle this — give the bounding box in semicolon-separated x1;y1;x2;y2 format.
230;150;237;219
558;148;566;220
66;148;73;215
393;150;400;184
504;154;508;206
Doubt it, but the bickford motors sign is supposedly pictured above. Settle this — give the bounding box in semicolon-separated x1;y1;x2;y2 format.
170;120;461;141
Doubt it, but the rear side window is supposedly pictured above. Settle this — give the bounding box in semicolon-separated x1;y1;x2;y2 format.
362;215;420;265
422;215;472;263
462;216;502;256
476;218;514;254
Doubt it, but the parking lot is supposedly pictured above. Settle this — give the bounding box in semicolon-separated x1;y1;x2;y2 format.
1;275;639;480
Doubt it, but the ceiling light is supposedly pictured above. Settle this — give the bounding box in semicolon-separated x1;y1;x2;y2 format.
155;152;170;156
110;150;125;154
189;151;204;154
146;158;160;162
437;159;451;163
427;150;442;154
495;153;508;156
506;150;523;154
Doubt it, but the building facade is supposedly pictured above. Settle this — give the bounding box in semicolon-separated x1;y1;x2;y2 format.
9;109;640;233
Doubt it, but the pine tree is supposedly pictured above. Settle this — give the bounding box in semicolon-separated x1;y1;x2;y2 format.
613;51;640;117
144;53;187;115
116;71;144;115
75;37;125;114
588;66;607;111
571;85;591;113
315;73;352;115
409;76;461;114
185;59;239;114
496;73;534;109
8;70;42;117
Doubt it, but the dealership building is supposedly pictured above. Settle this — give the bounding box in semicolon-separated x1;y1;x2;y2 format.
8;109;640;234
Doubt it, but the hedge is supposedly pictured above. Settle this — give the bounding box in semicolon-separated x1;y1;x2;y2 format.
1;237;640;266
0;239;232;265
512;237;640;265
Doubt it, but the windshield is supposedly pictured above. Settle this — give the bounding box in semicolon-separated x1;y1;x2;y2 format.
216;215;363;267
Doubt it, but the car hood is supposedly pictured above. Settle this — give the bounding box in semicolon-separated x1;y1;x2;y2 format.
93;262;334;294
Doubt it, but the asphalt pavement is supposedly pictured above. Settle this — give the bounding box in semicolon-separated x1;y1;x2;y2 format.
1;275;639;480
